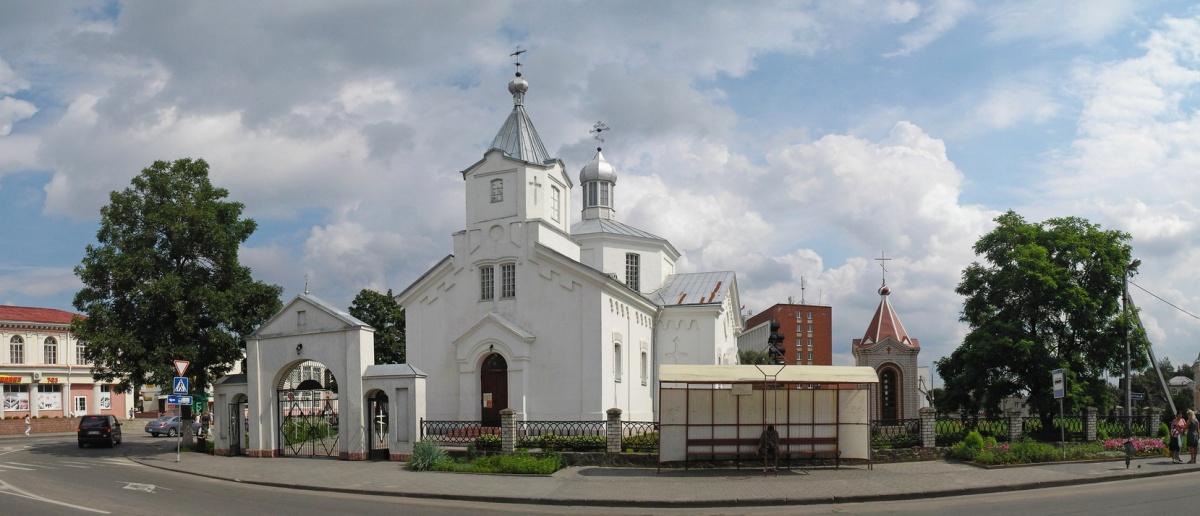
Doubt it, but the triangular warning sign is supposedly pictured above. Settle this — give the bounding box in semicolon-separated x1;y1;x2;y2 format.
174;360;190;376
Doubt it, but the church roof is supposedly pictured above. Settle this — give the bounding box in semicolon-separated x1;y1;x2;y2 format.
855;284;919;349
489;74;552;165
571;218;667;241
650;271;736;307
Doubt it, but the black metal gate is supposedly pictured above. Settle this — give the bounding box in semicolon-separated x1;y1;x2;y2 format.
366;391;389;460
278;390;339;457
228;398;248;456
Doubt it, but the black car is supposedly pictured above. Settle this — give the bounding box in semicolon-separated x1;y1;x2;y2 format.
77;414;123;448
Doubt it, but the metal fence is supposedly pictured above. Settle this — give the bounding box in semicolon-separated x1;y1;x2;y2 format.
870;419;922;448
621;421;659;453
934;418;1011;446
517;420;607;451
1021;415;1086;442
419;419;500;446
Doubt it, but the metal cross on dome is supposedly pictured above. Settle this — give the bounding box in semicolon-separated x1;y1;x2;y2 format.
590;121;609;148
875;251;892;285
510;46;526;75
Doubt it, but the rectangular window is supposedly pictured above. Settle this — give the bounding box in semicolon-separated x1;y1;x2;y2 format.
480;265;495;301
808;351;813;361
640;352;648;386
37;384;62;411
74;396;87;416
625;253;640;291
297;310;307;327
614;344;622;382
500;263;516;299
600;183;610;206
3;385;29;411
551;186;561;221
807;311;813;321
490;178;503;203
75;342;86;365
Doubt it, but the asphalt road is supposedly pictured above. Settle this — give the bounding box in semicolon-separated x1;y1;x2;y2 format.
3;432;1199;515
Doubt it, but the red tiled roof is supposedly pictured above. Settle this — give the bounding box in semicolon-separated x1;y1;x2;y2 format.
856;285;919;349
0;305;83;325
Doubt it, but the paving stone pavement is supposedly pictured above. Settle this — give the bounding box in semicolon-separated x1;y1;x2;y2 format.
117;443;1200;508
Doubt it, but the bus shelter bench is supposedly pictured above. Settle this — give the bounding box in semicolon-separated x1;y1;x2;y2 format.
684;437;841;469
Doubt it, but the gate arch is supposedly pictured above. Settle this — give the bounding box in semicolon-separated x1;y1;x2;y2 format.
480;353;508;426
277;360;339;457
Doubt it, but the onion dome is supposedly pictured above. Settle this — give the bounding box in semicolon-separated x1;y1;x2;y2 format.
579;148;618;184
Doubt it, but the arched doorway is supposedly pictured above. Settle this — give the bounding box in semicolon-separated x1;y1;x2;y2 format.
480;353;508;426
880;368;899;421
277;360;339;457
366;390;389;460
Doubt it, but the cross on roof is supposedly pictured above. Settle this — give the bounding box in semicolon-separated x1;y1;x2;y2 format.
510;46;526;76
875;251;891;285
590;121;609;150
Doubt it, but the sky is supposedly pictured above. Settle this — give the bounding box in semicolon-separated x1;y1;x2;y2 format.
2;1;1199;385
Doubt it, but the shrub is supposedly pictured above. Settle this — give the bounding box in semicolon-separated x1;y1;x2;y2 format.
1159;422;1169;439
622;431;659;452
474;434;501;451
963;430;984;449
407;440;448;471
1097;428;1110;442
428;451;565;474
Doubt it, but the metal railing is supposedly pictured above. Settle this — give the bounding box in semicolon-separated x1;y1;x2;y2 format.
621;421;659;452
419;419;500;446
517;420;606;451
870;419;922;448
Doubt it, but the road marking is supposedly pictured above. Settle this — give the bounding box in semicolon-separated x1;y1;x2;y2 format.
0;479;110;514
0;464;37;471
120;482;171;493
4;462;54;469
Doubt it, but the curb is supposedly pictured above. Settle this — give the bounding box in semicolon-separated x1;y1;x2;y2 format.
121;453;1200;509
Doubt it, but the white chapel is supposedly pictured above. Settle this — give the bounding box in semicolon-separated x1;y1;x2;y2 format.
396;65;744;424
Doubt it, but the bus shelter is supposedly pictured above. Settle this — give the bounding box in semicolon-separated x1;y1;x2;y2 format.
658;364;878;468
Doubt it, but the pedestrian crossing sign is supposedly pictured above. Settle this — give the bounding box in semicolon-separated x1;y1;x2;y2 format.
173;376;189;394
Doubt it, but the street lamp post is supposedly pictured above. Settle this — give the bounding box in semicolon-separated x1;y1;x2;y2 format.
1124;258;1140;432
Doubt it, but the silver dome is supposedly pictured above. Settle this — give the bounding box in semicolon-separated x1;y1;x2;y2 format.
579;148;617;183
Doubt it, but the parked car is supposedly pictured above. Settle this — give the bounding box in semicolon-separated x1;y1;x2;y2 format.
78;414;122;448
144;415;182;437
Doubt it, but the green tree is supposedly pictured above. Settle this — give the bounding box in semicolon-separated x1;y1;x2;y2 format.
936;211;1143;420
738;348;771;365
71;158;282;402
348;288;406;364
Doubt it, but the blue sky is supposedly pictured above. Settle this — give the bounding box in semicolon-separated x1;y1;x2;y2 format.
2;1;1199;381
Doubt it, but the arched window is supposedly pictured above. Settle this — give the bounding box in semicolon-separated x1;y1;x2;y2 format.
880;369;898;421
43;337;58;365
9;336;24;364
640;352;648;385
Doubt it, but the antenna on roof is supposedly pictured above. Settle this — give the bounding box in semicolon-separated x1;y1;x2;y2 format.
303;273;310;295
590;121;609;151
801;277;807;304
510;46;526;77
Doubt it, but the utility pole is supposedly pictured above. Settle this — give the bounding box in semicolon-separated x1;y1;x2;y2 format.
1124;258;1140;432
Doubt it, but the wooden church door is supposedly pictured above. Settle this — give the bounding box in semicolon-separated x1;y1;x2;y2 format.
480;353;508;426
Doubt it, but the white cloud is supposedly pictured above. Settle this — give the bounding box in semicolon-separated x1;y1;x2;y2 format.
986;0;1139;45
887;0;975;57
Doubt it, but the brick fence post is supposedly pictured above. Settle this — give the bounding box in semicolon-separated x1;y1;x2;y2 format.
1007;409;1024;442
919;407;936;448
1085;406;1097;441
607;408;623;453
501;408;516;453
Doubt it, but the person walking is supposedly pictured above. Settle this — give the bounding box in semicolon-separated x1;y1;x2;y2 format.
1170;411;1186;463
23;414;30;436
1187;409;1199;464
757;424;780;475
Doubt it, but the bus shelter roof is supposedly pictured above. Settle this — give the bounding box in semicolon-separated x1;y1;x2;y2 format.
658;364;879;385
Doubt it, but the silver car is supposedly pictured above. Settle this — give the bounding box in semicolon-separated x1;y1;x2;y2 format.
144;415;182;437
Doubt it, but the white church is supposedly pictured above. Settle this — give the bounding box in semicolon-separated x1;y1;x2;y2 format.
396;65;744;424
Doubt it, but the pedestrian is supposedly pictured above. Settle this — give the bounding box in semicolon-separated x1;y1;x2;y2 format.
1170;411;1186;463
23;414;30;436
1188;409;1199;464
128;407;135;420
200;411;211;437
757;424;780;475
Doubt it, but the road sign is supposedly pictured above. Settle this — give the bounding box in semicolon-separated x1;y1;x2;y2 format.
174;360;190;376
167;395;193;405
172;376;189;395
1131;392;1145;401
1052;369;1065;399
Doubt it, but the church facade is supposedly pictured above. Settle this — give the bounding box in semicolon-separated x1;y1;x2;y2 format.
396;67;742;423
852;282;921;422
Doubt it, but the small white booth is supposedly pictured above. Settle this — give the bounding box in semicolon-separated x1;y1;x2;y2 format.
658;364;878;467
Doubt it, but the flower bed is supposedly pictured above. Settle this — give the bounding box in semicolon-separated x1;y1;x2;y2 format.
950;430;1165;466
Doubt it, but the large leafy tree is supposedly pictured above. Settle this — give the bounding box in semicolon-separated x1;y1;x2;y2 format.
349;288;406;364
71;158;282;402
936;211;1143;420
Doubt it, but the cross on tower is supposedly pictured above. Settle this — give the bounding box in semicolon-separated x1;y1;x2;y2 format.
510;46;526;76
875;251;892;285
528;176;542;205
665;337;689;364
590;121;609;150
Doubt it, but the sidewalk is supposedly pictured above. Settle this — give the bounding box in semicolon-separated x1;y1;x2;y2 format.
122;444;1200;508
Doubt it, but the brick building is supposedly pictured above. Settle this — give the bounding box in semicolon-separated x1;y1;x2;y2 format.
852;283;920;421
740;303;833;365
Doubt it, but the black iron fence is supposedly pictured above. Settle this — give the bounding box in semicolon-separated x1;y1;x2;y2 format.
517;420;607;451
934;417;1011;446
621;421;659;453
419;419;500;446
871;419;922;448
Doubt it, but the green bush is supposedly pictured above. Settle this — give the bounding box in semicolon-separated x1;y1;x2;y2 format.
622;431;659;452
1097;428;1110;442
1158;422;1169;439
407;440;448;471
963;430;984;449
429;451;565;474
515;433;605;451
474;434;501;451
